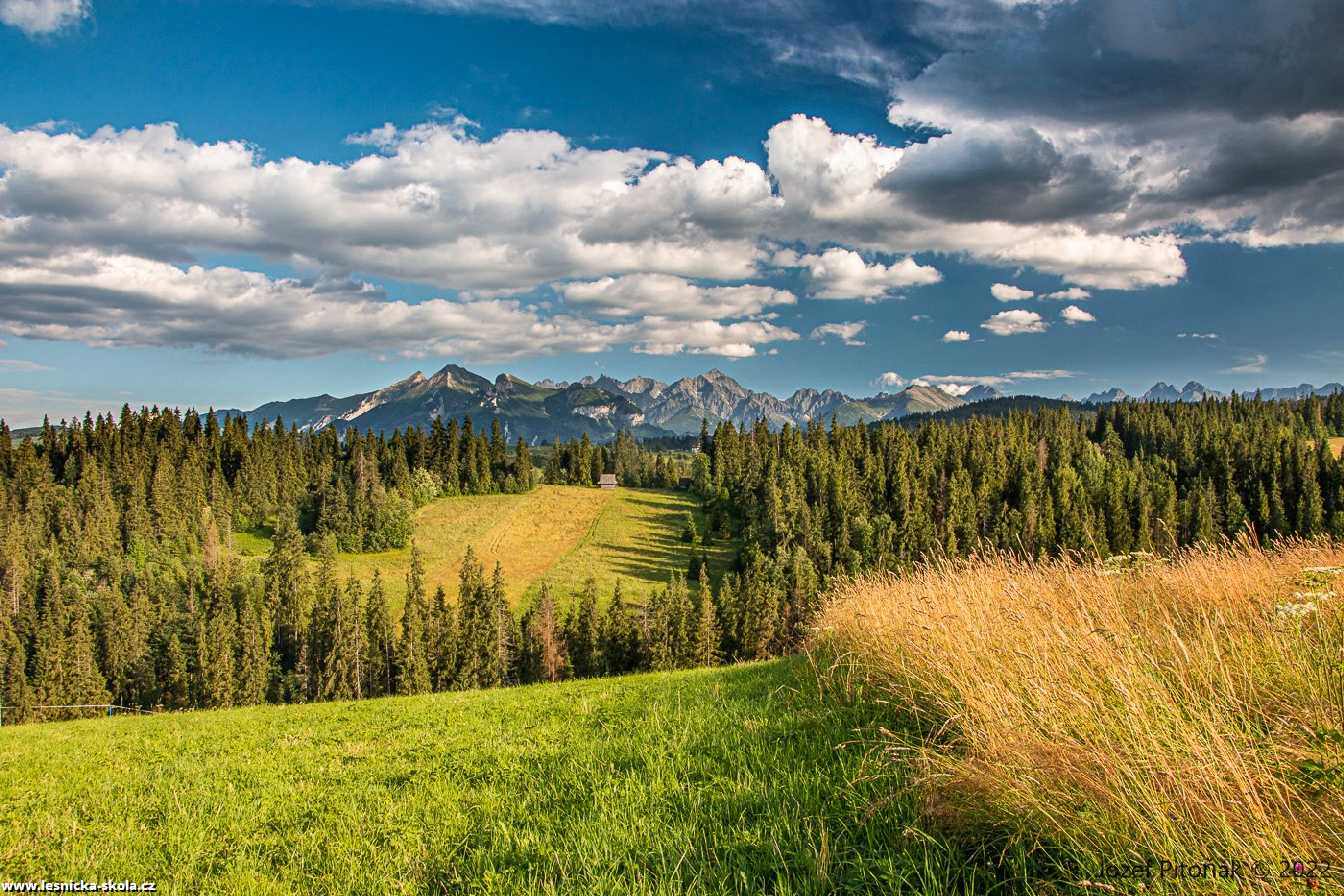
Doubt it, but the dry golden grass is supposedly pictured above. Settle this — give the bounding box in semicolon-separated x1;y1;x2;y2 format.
330;485;614;606
1329;436;1344;460
321;485;716;610
815;542;1344;877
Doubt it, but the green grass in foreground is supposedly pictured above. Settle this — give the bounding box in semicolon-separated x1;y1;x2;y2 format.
0;660;1017;895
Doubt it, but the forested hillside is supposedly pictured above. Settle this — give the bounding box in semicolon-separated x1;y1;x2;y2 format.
693;393;1344;582
1;393;1342;725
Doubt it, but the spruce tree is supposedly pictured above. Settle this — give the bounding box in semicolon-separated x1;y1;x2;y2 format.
565;579;597;678
363;570;396;699
235;593;271;705
489;562;515;686
597;580;635;675
514;438;533;492
0;616;31;724
32;583;110;719
715;575;741;661
427;585;457;691
455;546;492;689
264;513;309;692
691;575;719;668
396;543;432;695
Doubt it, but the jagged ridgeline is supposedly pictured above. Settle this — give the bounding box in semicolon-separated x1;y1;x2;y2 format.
0;393;1341;723
207;362;1344;444
215;364;996;441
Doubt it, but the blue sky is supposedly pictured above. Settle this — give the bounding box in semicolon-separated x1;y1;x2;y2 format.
0;0;1341;425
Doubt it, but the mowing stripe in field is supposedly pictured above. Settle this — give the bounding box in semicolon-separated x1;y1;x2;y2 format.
522;487;730;603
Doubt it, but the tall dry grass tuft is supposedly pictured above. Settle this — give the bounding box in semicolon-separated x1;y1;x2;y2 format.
816;541;1344;874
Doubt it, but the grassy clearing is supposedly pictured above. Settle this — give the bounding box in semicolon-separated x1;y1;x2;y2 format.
816;541;1344;889
328;488;581;607
233;485;719;609
516;487;731;603
0;660;1013;895
232;523;274;557
1329;436;1344;459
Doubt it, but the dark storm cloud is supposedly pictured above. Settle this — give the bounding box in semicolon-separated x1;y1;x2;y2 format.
882;126;1128;224
1164;118;1344;204
897;0;1344;125
884;0;1344;242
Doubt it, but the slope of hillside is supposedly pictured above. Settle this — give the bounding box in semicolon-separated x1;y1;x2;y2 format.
899;395;1086;425
238;485;720;608
0;660;1000;894
516;487;732;602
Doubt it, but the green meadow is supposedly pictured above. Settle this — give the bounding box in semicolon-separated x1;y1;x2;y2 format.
0;659;1013;895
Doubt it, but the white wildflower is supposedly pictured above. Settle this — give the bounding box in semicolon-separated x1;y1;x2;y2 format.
1275;601;1319;621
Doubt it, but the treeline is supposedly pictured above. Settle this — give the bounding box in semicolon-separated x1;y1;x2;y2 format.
541;430;690;488
696;394;1344;602
0;406;534;722
1;409;535;556
0;508;770;722
2;394;1342;724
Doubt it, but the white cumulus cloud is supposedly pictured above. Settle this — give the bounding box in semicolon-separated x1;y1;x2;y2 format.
632;318;799;358
0;108;1265;362
1060;305;1096;325
981;309;1047;336
0;250;798;360
1042;287;1092;301
809;320;867;346
561;274;794;320
0;0;86;36
775;246;940;300
990;282;1034;301
942;329;970;342
873;371;906;389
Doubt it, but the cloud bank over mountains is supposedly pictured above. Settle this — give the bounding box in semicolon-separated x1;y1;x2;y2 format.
1;0;1341;363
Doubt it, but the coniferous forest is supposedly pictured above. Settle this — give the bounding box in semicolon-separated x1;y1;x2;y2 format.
1;393;1342;724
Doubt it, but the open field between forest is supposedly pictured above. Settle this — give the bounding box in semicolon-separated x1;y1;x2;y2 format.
1330;436;1344;459
234;485;727;608
0;660;1012;895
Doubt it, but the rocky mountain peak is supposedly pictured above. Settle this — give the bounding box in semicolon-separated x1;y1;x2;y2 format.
429;363;492;392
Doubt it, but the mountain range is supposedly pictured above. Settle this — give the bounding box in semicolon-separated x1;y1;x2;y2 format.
223;364;1003;442
213;367;1342;442
1083;381;1344;404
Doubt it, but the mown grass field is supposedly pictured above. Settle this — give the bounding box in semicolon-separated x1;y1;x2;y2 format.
0;660;1013;895
234;485;727;608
